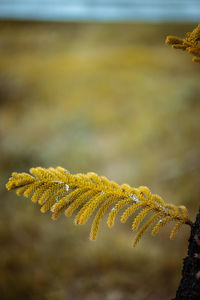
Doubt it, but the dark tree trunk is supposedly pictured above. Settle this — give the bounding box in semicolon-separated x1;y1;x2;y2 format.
173;209;200;300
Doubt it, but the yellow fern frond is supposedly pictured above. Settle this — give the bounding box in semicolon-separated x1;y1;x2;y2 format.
132;206;153;231
151;215;175;236
107;198;133;228
132;212;165;248
6;167;192;247
120;201;146;223
90;195;120;241
75;192;107;225
170;220;185;240
166;24;200;64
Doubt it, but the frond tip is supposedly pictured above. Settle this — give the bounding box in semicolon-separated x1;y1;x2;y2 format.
166;24;200;64
6;167;192;248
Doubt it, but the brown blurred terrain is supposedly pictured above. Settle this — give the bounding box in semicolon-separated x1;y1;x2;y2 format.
0;21;200;300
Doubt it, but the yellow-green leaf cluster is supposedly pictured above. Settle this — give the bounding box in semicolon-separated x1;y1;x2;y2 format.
6;167;192;247
166;24;200;64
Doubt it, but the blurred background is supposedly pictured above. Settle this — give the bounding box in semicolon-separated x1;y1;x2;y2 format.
0;1;200;299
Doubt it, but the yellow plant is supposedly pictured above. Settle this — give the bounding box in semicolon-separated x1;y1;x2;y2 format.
6;167;192;248
166;24;200;64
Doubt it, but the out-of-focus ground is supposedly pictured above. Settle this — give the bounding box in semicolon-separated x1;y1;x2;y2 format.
0;21;200;300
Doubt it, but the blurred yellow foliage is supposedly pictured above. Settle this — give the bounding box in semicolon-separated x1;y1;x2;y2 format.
166;24;200;63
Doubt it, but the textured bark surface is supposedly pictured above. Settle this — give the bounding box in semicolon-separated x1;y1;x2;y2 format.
173;209;200;300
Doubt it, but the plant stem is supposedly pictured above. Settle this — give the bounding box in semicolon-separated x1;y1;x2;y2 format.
173;209;200;300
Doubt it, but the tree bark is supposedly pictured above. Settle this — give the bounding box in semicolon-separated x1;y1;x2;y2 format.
173;209;200;300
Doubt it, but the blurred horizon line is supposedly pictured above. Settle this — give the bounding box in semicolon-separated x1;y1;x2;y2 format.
0;0;200;22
